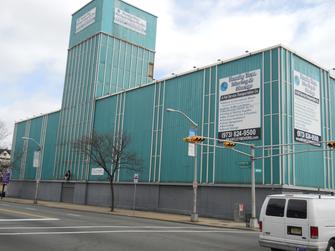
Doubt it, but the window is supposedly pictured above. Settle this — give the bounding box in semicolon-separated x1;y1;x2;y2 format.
287;199;307;219
148;63;154;79
266;199;286;217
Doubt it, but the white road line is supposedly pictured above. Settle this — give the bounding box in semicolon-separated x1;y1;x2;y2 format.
0;218;59;222
24;207;37;211
66;213;81;217
0;225;225;230
0;230;258;236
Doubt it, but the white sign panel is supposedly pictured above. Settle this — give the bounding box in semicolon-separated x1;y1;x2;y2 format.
188;143;195;157
114;8;147;35
76;7;96;33
91;167;105;176
33;151;40;168
293;70;321;146
133;173;139;183
218;69;261;141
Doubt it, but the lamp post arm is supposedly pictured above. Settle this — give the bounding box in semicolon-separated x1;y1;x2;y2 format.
166;108;198;128
22;137;42;150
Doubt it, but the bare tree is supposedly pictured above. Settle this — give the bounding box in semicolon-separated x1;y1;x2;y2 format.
72;131;142;211
0;120;8;148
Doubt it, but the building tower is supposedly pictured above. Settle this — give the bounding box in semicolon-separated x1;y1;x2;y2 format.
54;0;157;179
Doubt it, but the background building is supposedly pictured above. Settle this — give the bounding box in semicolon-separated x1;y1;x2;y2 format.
9;0;335;219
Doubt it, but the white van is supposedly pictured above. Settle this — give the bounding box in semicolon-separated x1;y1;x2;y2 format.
259;194;335;251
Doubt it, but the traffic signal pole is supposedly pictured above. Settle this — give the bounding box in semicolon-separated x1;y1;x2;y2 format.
250;144;258;228
166;108;200;222
191;144;198;222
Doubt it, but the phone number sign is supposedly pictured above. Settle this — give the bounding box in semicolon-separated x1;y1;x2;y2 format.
218;69;261;141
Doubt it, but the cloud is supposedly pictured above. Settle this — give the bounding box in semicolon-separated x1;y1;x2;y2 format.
126;0;335;77
0;91;60;148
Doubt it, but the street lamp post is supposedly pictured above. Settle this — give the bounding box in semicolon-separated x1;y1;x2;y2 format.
22;137;42;204
166;108;199;222
250;144;258;228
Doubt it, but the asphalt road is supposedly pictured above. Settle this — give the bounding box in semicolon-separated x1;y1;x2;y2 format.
0;201;267;251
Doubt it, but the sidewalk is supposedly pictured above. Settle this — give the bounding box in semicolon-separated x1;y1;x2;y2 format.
1;197;258;231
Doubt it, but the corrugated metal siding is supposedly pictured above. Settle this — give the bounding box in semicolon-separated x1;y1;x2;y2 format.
119;86;155;182
330;78;335;189
215;53;264;184
54;34;100;181
69;0;157;51
102;0;157;50
11;122;27;179
95;34;155;97
11;44;335;190
290;54;325;188
24;117;43;180
69;0;102;48
41;112;60;180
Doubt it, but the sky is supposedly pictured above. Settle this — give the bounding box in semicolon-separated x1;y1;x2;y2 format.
0;0;335;148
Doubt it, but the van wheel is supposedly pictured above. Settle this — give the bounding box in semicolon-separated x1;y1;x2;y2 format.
327;239;335;251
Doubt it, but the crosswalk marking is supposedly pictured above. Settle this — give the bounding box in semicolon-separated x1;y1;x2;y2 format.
0;229;258;236
0;218;59;222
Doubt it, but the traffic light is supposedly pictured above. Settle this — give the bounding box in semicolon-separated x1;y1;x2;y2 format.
223;140;236;148
327;141;335;148
183;136;205;143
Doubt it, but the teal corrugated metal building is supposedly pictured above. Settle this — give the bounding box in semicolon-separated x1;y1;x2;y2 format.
9;0;335;218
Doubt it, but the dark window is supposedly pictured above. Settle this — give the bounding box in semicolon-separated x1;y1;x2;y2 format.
287;199;307;219
266;198;286;217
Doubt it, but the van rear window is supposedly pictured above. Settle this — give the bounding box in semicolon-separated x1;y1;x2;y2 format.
287;199;307;219
266;198;286;217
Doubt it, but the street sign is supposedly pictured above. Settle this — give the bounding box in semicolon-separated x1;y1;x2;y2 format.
188;143;195;157
188;128;196;157
33;151;40;168
133;173;139;183
238;161;251;167
91;167;104;176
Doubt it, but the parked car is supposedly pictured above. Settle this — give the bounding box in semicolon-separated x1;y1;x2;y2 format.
259;194;335;251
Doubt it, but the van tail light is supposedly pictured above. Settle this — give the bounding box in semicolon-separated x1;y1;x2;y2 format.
259;221;263;232
310;226;319;239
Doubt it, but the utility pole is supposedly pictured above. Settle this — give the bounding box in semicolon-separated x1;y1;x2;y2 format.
166;108;200;222
22;137;42;204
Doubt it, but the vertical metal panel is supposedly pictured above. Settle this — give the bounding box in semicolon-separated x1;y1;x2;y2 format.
270;50;273;184
24;117;42;180
278;47;282;185
330;77;335;189
291;52;296;186
200;69;206;183
261;52;265;184
41;112;60;180
212;65;218;183
149;83;157;182
161;72;203;182
20;120;31;179
158;81;166;182
117;86;155;182
215;53;263;184
291;55;324;188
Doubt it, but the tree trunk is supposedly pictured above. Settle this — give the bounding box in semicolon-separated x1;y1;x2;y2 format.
110;179;114;212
